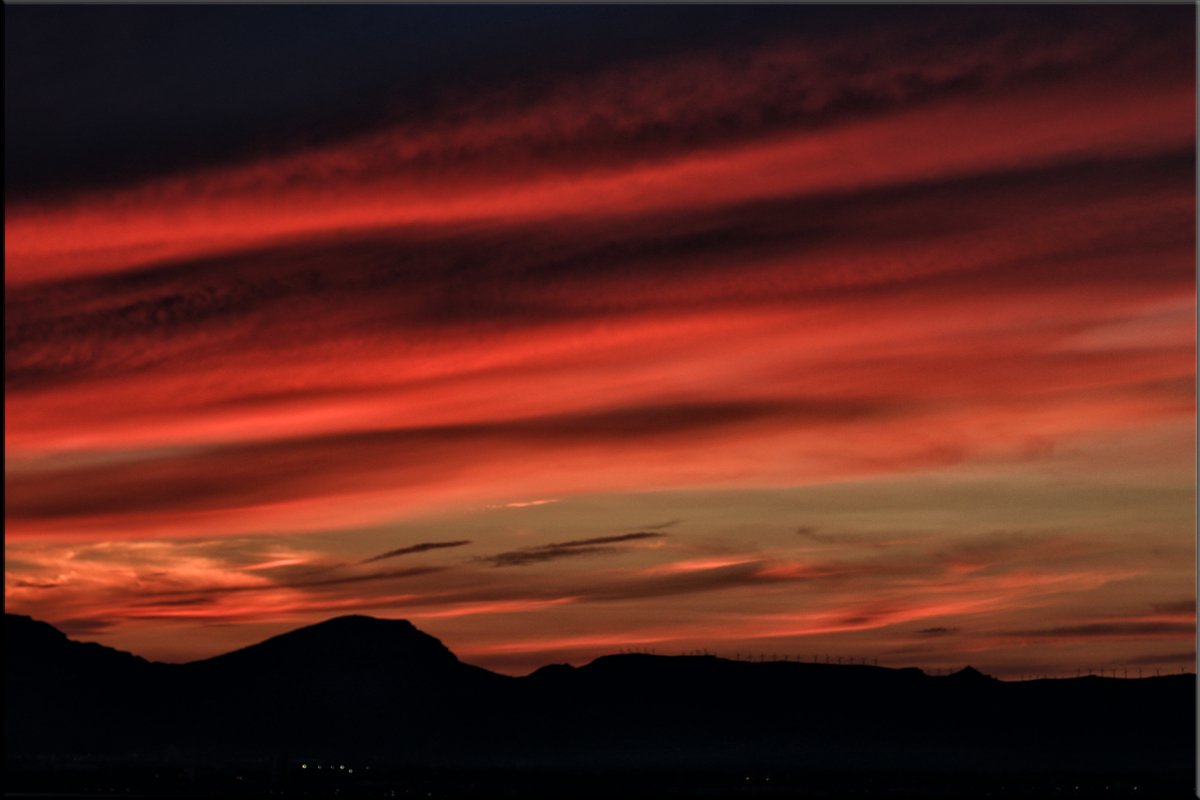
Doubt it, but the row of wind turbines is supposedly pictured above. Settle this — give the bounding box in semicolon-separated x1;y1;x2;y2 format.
614;647;1186;679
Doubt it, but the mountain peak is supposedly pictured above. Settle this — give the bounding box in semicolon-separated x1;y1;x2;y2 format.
5;613;148;674
947;665;997;681
6;613;69;645
302;614;420;634
189;614;460;672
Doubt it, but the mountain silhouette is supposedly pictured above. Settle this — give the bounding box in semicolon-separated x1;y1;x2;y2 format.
7;613;151;673
6;614;1194;793
945;664;994;681
196;614;461;669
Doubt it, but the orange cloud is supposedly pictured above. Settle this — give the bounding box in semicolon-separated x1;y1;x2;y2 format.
5;10;1194;678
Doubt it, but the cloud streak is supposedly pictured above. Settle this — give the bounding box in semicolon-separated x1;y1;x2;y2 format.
1008;621;1195;639
5;9;1193;287
4;6;1193;677
360;540;472;565
480;532;665;567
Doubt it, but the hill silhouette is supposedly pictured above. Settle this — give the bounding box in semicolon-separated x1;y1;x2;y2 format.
5;614;1194;794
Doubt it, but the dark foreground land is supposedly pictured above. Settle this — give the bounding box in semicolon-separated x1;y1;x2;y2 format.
5;614;1195;796
5;760;1196;797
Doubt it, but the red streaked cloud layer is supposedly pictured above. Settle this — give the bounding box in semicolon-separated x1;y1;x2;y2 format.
5;9;1194;677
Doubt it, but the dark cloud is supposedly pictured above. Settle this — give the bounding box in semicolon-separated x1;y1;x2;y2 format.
6;400;886;521
272;565;448;590
360;540;472;565
5;4;1194;675
556;532;667;547
8;147;1190;395
796;527;838;544
53;617;117;635
140;566;449;599
480;532;663;567
482;547;608;568
9;5;900;200
1127;651;1197;666
134;597;215;608
334;553;813;608
579;559;798;602
1151;600;1195;615
323;555;777;607
1008;622;1196;639
12;5;1187;200
917;627;958;636
795;525;935;550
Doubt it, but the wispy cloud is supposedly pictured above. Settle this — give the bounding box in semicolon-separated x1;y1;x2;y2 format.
916;627;959;636
480;532;665;567
4;7;1193;678
1151;600;1196;616
1003;621;1196;640
360;540;472;565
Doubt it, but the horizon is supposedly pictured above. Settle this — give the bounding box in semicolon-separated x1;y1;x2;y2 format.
5;5;1196;681
9;610;1194;683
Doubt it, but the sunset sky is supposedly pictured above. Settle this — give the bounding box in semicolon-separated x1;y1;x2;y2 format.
5;5;1195;678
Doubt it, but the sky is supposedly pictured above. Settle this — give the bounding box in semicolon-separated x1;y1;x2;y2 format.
5;5;1195;679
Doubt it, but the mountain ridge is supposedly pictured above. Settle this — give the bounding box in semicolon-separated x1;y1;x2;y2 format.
181;614;467;674
5;613;1194;778
5;613;1017;681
